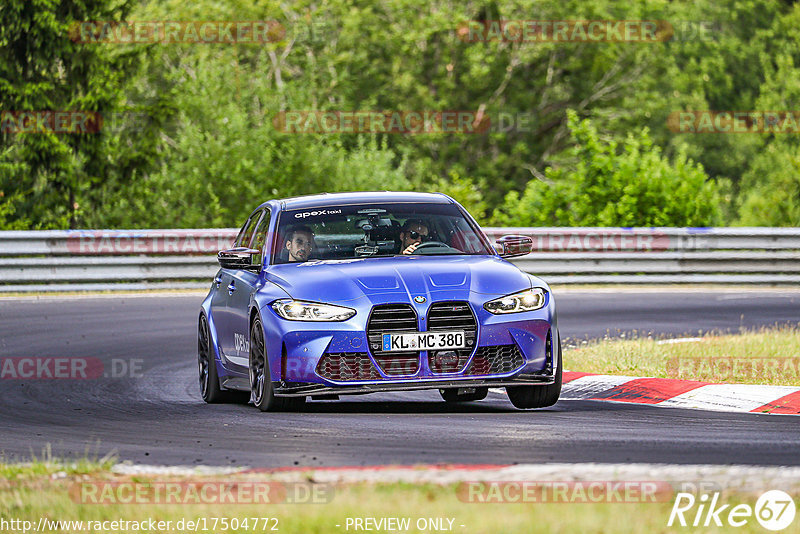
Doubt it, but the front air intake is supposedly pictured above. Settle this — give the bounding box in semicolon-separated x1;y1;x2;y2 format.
465;345;525;375
316;353;382;381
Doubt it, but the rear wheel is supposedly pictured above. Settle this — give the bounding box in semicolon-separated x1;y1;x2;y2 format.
439;387;488;403
250;316;306;412
506;334;562;409
198;315;249;404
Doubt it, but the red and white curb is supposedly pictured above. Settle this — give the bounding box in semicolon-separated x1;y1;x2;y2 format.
561;371;800;415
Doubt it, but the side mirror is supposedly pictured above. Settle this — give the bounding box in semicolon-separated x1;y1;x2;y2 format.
217;247;261;271
496;235;533;258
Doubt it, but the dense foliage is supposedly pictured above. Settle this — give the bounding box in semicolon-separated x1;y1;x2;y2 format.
492;111;722;226
1;0;798;228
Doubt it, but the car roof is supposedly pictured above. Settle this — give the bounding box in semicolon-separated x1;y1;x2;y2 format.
273;191;453;211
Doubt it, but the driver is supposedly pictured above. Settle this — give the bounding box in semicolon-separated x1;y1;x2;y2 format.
399;219;429;255
285;225;314;262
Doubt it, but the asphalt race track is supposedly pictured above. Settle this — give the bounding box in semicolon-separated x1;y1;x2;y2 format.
0;290;798;467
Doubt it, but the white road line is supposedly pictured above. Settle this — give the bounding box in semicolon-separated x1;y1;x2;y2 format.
560;374;640;399
657;384;800;412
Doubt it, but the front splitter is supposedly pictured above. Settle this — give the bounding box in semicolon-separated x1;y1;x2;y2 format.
273;375;556;397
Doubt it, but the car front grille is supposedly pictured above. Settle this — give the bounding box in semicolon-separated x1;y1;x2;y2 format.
317;344;525;380
465;345;525;375
367;304;420;376
316;352;382;381
427;301;477;373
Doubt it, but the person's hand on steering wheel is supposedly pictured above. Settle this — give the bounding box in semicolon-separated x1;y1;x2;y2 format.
404;241;449;254
402;242;421;254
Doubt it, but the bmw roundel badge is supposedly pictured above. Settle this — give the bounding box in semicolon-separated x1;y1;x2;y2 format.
414;295;426;303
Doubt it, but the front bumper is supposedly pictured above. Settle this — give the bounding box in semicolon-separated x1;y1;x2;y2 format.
274;373;556;397
257;295;557;388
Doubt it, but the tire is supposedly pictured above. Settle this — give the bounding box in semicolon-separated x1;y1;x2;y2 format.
506;334;562;409
249;316;306;412
439;387;488;403
198;314;249;404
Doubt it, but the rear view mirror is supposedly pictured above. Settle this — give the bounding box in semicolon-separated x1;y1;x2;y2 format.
217;247;261;271
496;235;534;258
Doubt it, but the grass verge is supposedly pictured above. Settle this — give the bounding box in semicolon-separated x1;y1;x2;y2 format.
1;464;796;533
565;325;800;385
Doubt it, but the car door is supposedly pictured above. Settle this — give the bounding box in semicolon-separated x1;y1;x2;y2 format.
224;208;270;369
217;209;263;368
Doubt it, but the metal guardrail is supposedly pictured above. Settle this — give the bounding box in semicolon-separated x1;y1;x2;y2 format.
0;227;798;291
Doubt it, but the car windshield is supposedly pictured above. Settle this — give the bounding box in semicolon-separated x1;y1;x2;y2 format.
272;202;493;264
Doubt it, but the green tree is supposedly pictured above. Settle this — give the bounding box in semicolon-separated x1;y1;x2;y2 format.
424;171;488;225
737;141;800;226
91;33;412;228
491;110;721;226
736;49;800;225
0;0;162;229
5;0;800;228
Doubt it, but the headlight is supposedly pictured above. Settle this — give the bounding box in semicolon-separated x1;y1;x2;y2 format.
484;288;547;314
271;299;356;321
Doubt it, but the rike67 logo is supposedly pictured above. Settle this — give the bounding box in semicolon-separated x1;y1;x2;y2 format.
668;490;796;531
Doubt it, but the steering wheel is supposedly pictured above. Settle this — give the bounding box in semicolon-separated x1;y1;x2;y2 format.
410;241;450;253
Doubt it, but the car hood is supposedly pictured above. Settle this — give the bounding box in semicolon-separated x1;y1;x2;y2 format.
265;255;534;304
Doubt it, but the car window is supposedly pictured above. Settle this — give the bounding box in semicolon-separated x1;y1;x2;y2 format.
235;209;263;248
272;202;492;264
250;209;271;266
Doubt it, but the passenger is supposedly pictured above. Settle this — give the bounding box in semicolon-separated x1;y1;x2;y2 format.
285;225;314;262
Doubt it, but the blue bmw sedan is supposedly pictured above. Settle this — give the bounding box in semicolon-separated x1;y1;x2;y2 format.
198;191;561;411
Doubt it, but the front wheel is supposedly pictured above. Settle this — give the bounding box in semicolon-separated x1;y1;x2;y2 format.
249;316;306;412
506;334;562;409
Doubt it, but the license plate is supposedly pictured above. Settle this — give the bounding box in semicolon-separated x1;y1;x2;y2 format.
382;331;465;351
